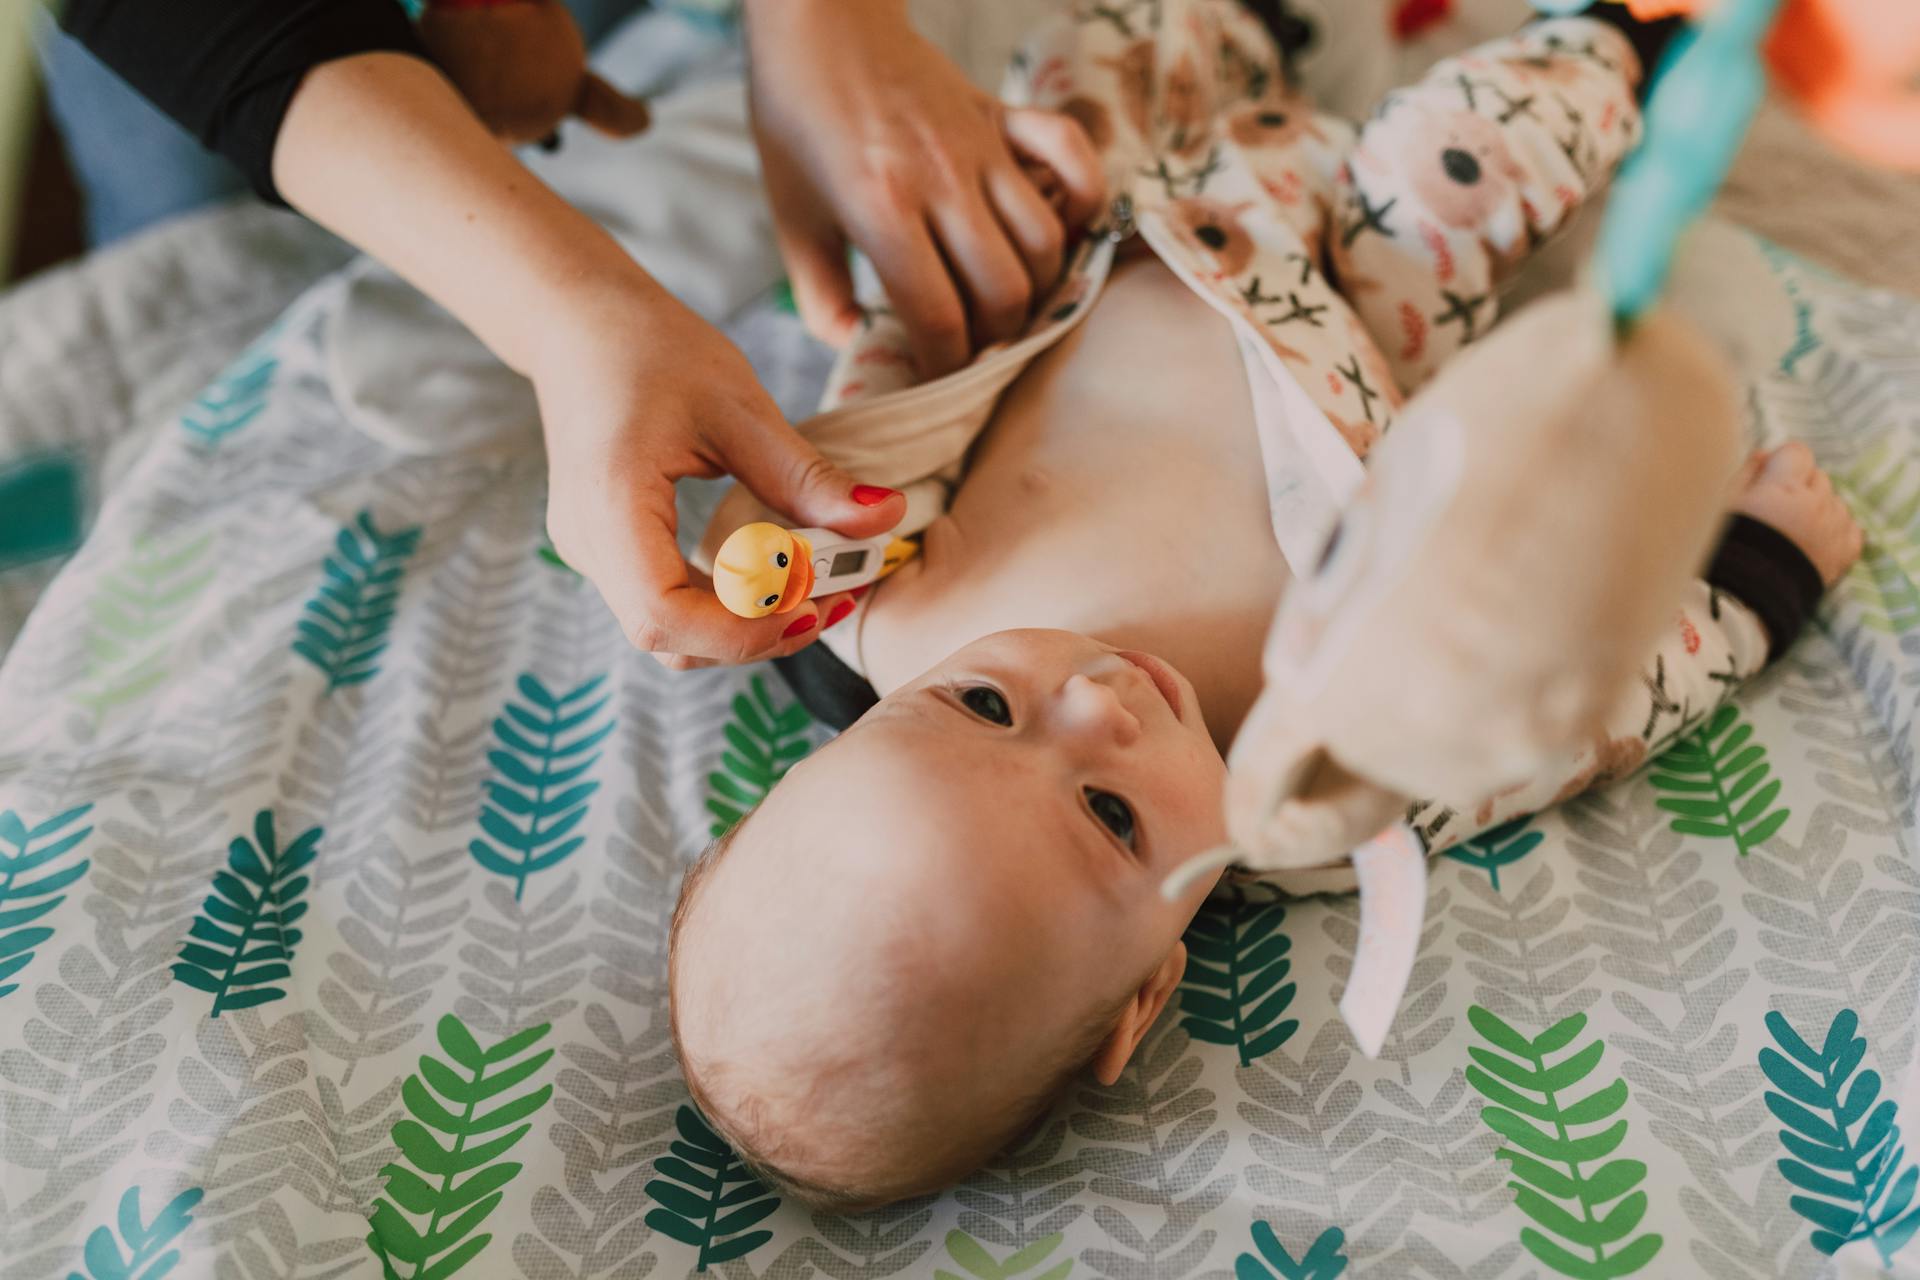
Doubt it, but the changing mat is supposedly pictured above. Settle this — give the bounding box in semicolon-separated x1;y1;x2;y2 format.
6;5;1920;1280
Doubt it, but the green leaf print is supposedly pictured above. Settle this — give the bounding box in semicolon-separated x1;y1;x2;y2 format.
1178;887;1298;1067
643;1105;781;1271
1442;815;1543;891
71;1185;203;1280
1648;704;1789;854
181;341;276;445
368;1015;554;1280
171;810;319;1016
705;675;813;837
0;804;92;999
291;510;423;692
469;672;612;900
1835;443;1920;635
1234;1223;1347;1280
535;542;577;574
935;1230;1072;1280
1762;1008;1920;1264
78;531;216;715
1465;1005;1662;1279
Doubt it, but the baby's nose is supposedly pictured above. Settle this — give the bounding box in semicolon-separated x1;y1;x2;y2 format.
1056;673;1143;748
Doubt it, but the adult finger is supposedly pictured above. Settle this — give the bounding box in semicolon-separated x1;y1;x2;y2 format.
706;397;907;538
1002;108;1107;227
590;475;821;662
984;163;1066;296
932;193;1036;348
770;191;863;347
858;216;972;376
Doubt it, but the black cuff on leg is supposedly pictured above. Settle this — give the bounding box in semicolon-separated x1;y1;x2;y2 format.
1706;514;1827;664
1579;7;1686;98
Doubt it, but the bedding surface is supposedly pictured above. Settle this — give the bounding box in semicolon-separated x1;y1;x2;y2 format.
6;5;1920;1280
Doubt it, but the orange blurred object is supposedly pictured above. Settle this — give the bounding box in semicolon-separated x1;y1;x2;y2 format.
1767;0;1920;168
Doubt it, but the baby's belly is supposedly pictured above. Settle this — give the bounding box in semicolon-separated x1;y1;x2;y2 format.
868;256;1291;742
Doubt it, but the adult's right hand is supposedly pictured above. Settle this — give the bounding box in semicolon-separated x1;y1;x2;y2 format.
534;277;907;667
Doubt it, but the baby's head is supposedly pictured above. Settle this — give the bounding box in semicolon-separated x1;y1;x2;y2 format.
669;629;1227;1207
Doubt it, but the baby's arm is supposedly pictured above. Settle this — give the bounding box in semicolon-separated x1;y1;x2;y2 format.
1410;443;1863;854
1331;17;1646;392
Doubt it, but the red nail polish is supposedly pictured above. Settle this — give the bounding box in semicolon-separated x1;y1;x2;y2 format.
851;485;899;507
782;614;817;639
849;584;871;600
824;601;855;629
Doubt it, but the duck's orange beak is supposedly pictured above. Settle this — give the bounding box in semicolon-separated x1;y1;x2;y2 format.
771;534;814;613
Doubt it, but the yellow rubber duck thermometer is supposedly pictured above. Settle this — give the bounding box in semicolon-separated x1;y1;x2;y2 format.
713;522;919;619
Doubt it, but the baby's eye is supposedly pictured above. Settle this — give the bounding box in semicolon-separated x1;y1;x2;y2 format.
1086;789;1137;848
960;686;1012;725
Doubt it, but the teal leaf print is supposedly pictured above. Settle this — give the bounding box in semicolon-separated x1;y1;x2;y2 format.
535;542;577;575
171;811;319;1016
1178;887;1297;1066
643;1105;780;1271
181;341;276;445
0;804;93;999
1234;1223;1347;1280
1649;704;1790;854
292;510;423;692
70;1184;203;1280
469;673;612;900
78;532;216;715
935;1230;1072;1280
1762;1008;1920;1264
368;1015;554;1280
1443;815;1543;891
705;675;813;836
1465;1005;1662;1279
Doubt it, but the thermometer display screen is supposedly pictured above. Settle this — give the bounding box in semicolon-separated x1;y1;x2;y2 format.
829;549;869;576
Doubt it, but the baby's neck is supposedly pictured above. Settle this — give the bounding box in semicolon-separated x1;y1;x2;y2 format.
855;258;1293;750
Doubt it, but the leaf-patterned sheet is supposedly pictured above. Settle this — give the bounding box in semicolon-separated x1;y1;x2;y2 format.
3;241;1920;1280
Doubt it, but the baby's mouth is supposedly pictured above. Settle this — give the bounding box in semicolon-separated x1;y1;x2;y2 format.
1114;649;1184;719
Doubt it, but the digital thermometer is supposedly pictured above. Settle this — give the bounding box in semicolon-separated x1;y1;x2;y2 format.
713;522;919;619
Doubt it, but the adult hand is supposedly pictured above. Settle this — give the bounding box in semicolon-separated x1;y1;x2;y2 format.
534;278;908;667
744;0;1106;377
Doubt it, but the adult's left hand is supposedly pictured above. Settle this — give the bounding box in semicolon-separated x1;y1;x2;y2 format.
743;0;1106;378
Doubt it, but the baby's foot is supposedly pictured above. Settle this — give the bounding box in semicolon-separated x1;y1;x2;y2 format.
1731;442;1864;586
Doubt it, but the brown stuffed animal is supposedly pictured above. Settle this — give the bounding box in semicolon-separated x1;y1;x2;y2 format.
418;0;651;146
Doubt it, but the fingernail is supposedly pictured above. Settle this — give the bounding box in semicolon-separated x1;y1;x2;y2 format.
824;600;855;629
850;584;871;600
782;614;817;639
852;485;899;507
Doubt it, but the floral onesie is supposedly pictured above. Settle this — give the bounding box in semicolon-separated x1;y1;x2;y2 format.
761;0;1775;871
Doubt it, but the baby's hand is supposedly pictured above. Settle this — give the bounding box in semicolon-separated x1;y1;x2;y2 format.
1730;442;1864;587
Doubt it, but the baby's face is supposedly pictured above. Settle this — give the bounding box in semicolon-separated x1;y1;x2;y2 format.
672;629;1229;1191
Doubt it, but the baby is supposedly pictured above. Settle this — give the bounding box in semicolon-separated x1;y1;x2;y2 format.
669;0;1864;1207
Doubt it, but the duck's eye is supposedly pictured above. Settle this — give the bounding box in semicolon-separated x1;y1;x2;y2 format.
1086;789;1137;847
774;551;789;568
762;594;779;608
960;686;1012;726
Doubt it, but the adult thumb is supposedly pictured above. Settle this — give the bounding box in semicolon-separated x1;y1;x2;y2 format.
715;412;906;538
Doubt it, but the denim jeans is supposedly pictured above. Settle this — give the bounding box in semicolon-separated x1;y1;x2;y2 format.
34;0;652;248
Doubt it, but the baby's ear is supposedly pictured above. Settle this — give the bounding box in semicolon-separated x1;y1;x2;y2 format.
1090;943;1187;1086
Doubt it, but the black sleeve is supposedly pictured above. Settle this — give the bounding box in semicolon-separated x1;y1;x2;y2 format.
1706;514;1827;664
57;0;428;205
